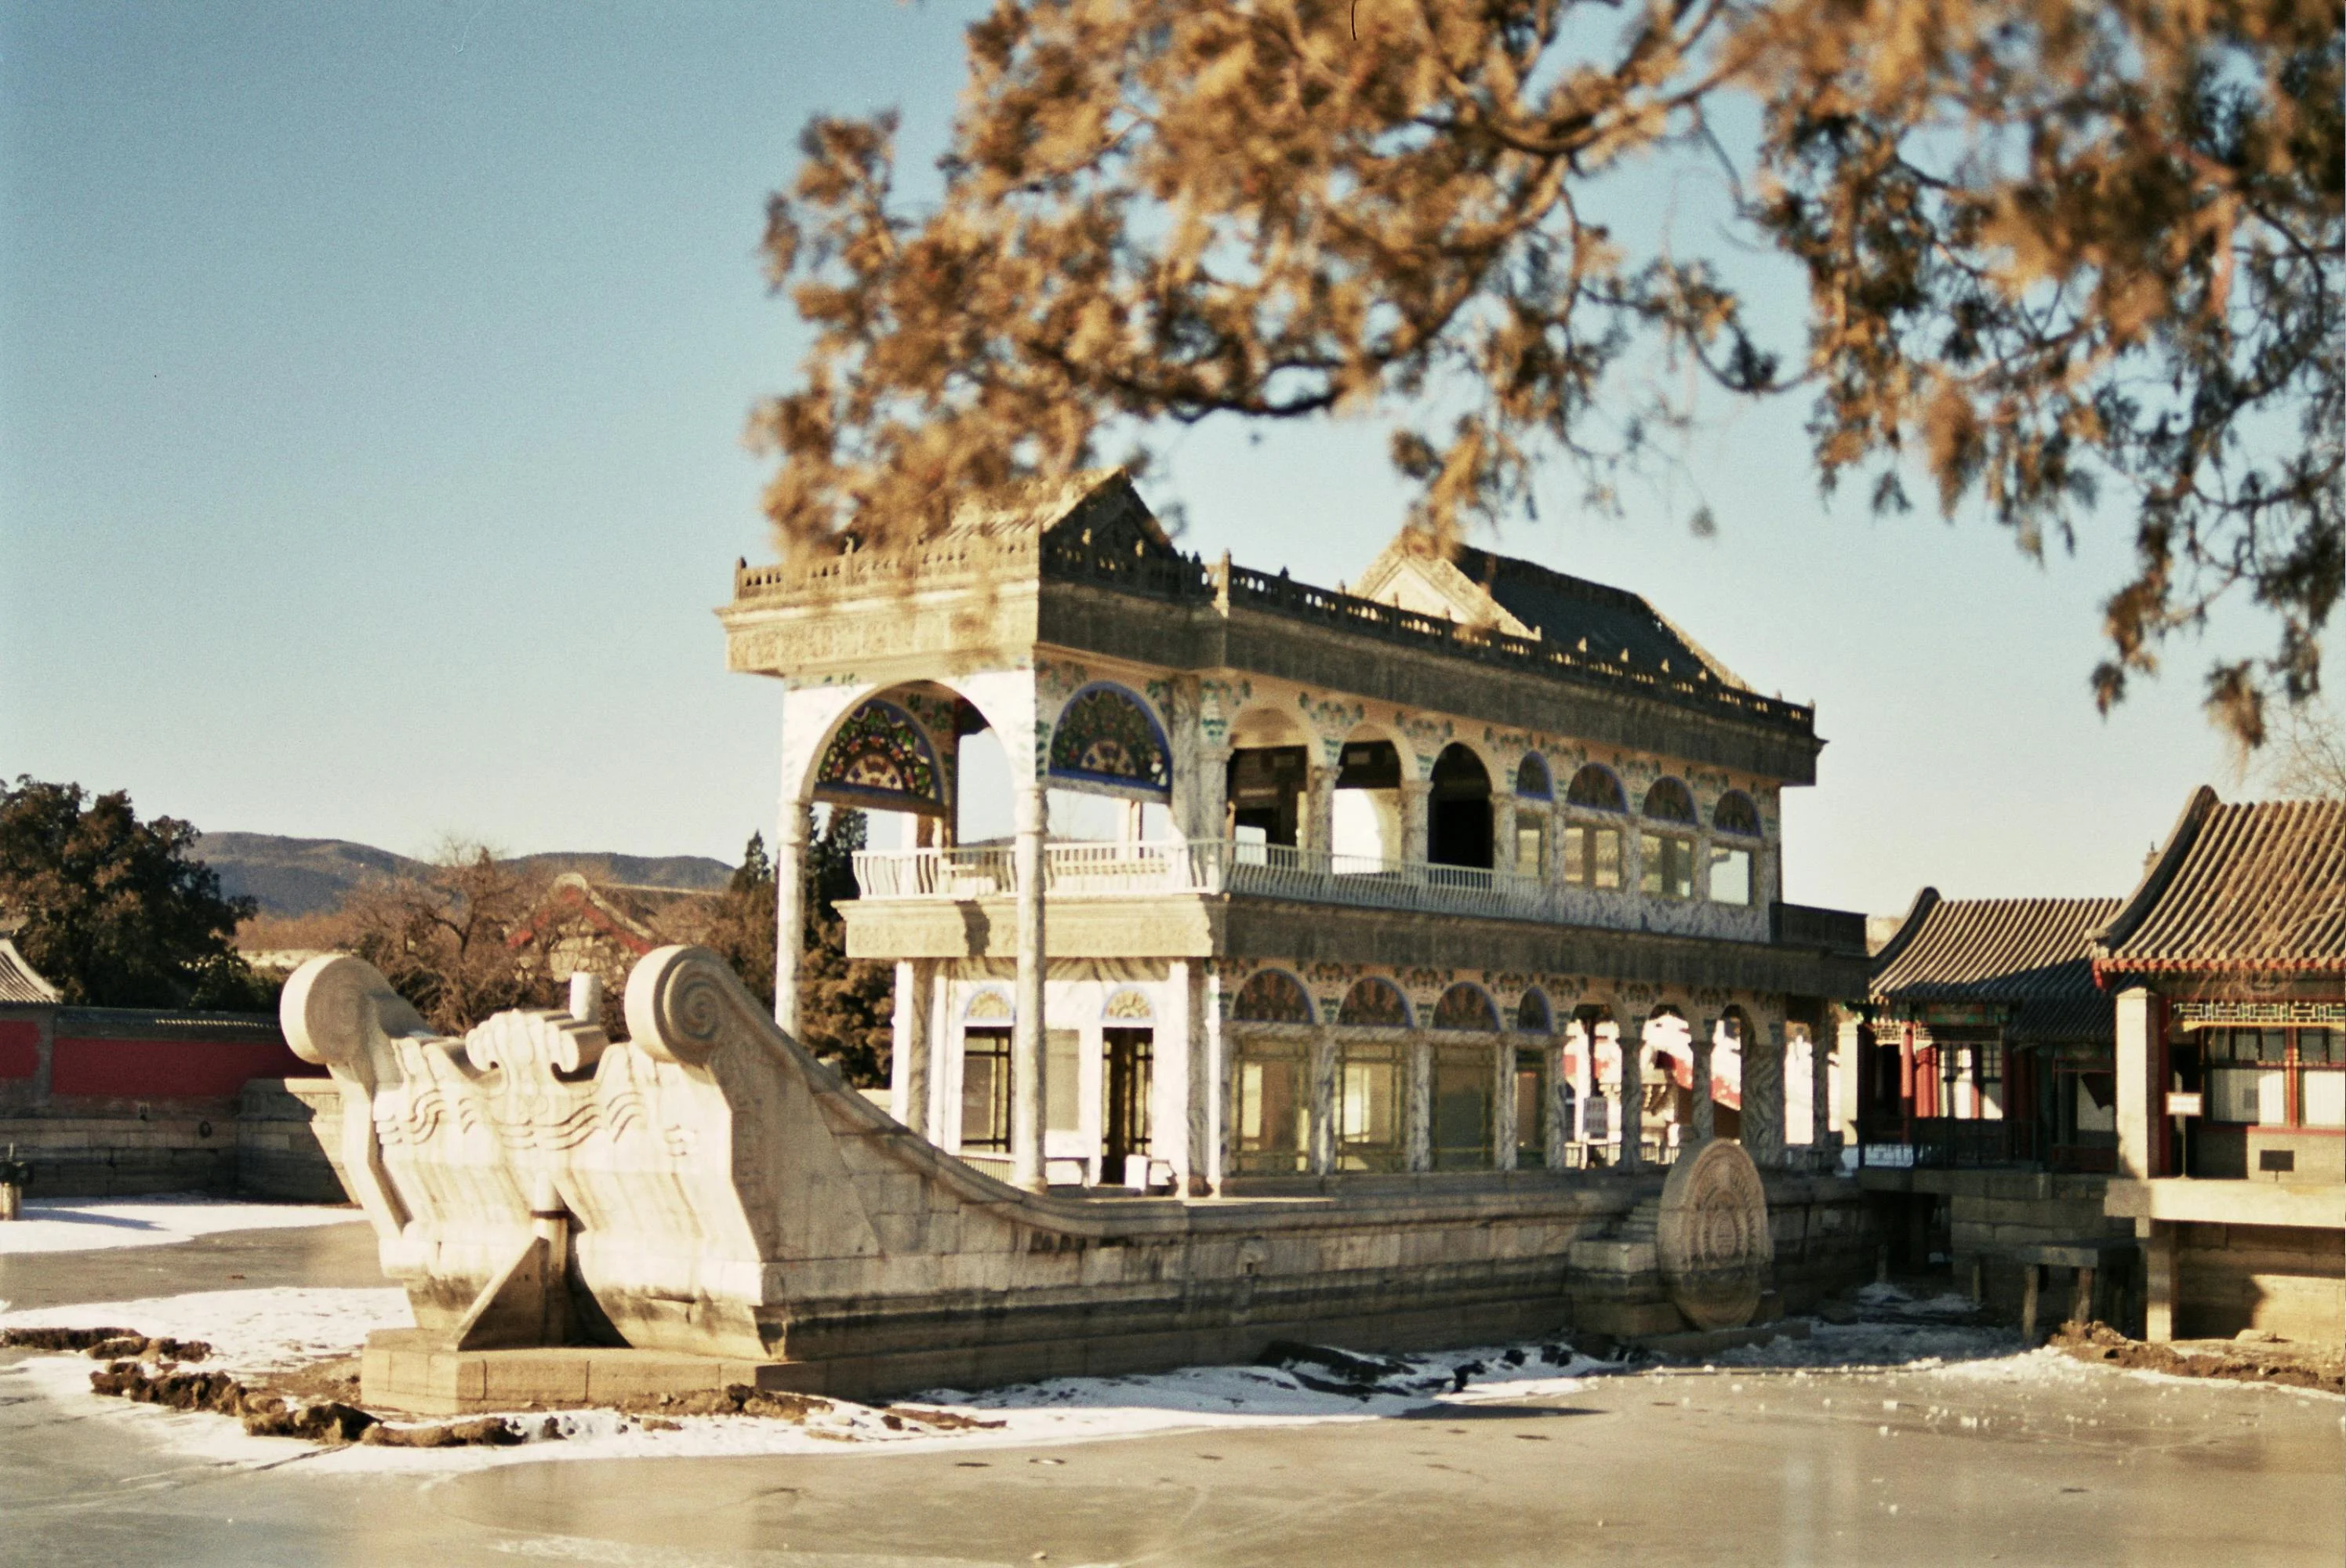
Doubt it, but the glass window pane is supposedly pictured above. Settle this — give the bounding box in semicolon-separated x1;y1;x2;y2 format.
1708;846;1752;906
959;1030;1011;1149
1338;1050;1400;1170
1514;1051;1549;1163
1235;1047;1307;1171
1516;822;1545;876
2299;1028;2337;1065
1640;833;1662;895
1433;1052;1493;1170
2302;1069;2345;1129
1563;825;1587;885
2209;1065;2284;1125
2261;1029;2290;1063
1593;828;1621;889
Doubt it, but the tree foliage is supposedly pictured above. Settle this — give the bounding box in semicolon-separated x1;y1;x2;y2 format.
797;811;894;1087
757;0;2340;739
343;842;557;1035
0;777;272;1009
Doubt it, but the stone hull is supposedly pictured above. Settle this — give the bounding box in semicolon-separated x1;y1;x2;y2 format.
281;947;1868;1410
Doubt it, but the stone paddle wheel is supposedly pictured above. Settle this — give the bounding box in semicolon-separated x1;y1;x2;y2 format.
1654;1138;1775;1330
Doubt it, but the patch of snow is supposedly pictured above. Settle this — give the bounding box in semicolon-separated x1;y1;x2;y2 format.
0;1196;362;1255
0;1290;1617;1476
0;1287;410;1373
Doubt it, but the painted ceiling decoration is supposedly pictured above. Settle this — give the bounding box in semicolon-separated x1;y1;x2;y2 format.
1047;682;1172;801
815;698;946;817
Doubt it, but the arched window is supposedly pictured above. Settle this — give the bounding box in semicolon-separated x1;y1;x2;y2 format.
1640;778;1698;900
1231;969;1315;1025
1561;767;1627;890
1707;791;1761;906
814;698;946;815
1337;978;1411;1029
1712;790;1762;837
1433;983;1500;1032
1047;683;1171;800
1515;989;1552;1034
1564;764;1626;812
1514;753;1552;800
1642;777;1697;823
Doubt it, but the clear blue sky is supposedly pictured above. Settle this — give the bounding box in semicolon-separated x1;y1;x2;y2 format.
2;2;2319;916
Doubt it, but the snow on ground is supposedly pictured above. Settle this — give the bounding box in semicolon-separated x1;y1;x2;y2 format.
0;1196;362;1255
0;1287;412;1371
5;1276;2326;1479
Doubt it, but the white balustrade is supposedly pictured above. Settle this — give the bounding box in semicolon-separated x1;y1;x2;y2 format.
852;840;1572;924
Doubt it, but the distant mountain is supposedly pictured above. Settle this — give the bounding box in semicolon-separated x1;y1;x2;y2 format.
197;833;734;917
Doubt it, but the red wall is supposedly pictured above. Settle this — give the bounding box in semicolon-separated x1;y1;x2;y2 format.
0;1020;38;1080
49;1035;313;1098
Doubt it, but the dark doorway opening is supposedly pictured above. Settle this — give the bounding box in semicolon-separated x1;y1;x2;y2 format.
1229;746;1309;848
1429;744;1493;868
1103;1027;1153;1176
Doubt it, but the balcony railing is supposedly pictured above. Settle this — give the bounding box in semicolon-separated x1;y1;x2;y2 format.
851;840;1818;938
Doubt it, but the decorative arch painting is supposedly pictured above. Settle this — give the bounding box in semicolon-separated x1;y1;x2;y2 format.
1046;682;1172;800
1432;983;1500;1032
1102;987;1155;1022
814;698;946;816
1230;968;1315;1025
1337;978;1412;1029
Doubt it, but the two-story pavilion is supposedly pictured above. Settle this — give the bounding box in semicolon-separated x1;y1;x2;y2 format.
720;471;1868;1196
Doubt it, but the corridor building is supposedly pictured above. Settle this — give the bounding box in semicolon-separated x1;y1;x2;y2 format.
720;471;1869;1196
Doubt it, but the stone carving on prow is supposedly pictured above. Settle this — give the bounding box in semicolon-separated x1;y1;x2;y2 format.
1654;1138;1774;1331
281;953;434;1245
464;1009;610;1155
626;942;764;1069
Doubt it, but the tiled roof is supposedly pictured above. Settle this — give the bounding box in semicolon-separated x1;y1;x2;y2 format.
0;937;60;1004
1447;543;1747;688
1871;889;2121;1042
2096;790;2346;975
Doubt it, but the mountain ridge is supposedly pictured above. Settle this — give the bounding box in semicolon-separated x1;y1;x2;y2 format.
197;832;736;917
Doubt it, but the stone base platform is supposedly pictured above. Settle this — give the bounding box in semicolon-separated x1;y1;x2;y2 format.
361;1331;801;1417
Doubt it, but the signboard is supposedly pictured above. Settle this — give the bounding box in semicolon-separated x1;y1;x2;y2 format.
2165;1091;2203;1119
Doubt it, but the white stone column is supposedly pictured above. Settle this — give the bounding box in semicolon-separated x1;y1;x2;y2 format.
1406;1037;1433;1171
924;968;953;1142
772;799;810;1035
1303;761;1335;855
1157;960;1194;1193
1494;1040;1519;1169
1493;795;1519;874
1810;1007;1837;1164
1619;1014;1645;1174
890;960;932;1127
2115;986;2159;1181
1309;1022;1337;1176
1691;1015;1718;1142
1745;1016;1786;1167
1399;778;1431;866
1011;781;1048;1192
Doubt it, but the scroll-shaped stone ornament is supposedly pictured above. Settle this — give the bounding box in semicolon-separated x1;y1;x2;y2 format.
1654;1138;1774;1330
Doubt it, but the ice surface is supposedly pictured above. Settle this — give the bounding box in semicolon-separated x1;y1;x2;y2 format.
0;1196;362;1256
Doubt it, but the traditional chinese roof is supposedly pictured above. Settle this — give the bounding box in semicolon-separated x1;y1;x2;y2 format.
2095;789;2346;976
1870;888;2121;1042
0;936;61;1004
1352;539;1751;689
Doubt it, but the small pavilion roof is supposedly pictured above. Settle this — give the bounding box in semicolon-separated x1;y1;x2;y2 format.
1871;889;2120;1042
0;936;61;1004
2095;789;2346;976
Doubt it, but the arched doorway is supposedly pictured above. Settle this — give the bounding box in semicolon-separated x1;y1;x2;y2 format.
1429;743;1492;869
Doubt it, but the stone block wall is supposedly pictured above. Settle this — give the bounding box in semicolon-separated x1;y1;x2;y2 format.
2173;1222;2346;1343
0;1112;238;1196
234;1078;349;1203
